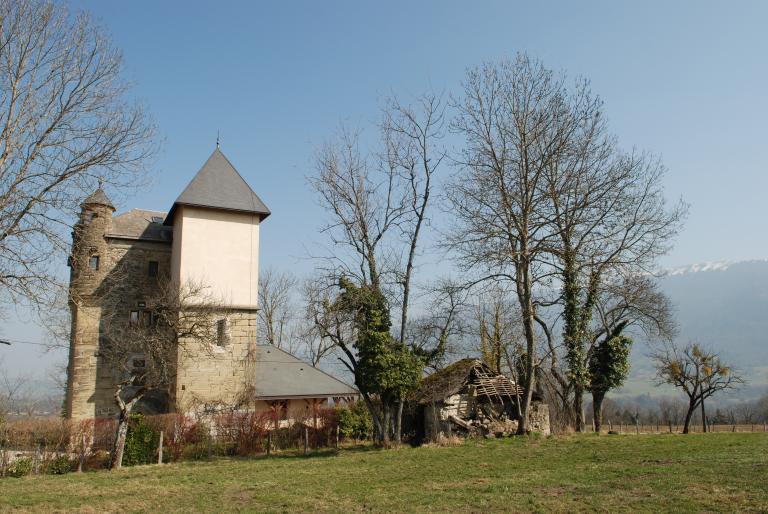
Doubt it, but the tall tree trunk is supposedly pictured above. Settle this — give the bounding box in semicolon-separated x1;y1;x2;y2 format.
682;400;696;434
573;387;585;432
361;393;384;445
700;399;707;433
515;254;537;435
381;400;391;448
592;390;605;433
394;397;404;444
111;409;130;470
111;385;143;470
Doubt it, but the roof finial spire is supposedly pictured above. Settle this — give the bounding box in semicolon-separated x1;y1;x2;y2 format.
216;130;220;148
97;176;104;190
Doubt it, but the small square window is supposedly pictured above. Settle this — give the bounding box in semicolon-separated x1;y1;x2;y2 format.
148;261;159;277
129;311;139;325
88;255;100;270
84;212;98;225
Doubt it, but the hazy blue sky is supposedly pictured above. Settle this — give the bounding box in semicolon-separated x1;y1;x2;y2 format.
3;0;767;376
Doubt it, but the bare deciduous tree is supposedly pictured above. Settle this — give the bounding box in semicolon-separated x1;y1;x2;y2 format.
0;356;29;419
0;0;157;312
98;277;223;469
309;93;447;444
449;54;685;433
448;56;564;433
299;277;342;366
257;268;299;354
652;343;744;434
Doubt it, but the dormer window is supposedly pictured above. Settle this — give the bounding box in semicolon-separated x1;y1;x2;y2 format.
88;255;100;270
151;216;164;223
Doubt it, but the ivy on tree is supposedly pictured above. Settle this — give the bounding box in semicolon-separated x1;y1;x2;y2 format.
334;278;422;446
588;322;632;432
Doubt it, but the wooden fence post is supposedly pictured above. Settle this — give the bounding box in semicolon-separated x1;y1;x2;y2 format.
157;430;164;465
303;427;309;455
266;431;272;456
335;425;339;450
78;433;85;472
33;443;42;475
207;434;213;459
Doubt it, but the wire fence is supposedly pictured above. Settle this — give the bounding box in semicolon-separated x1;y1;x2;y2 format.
0;410;345;478
588;422;768;434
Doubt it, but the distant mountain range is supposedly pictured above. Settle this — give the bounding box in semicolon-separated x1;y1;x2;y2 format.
619;259;768;399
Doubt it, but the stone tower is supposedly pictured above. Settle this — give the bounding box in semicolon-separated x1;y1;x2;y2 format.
64;186;115;419
165;148;270;412
63;148;270;420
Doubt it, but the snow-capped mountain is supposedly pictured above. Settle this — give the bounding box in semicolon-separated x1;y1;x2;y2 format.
665;259;768;276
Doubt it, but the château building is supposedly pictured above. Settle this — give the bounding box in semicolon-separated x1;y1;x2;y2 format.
64;148;356;421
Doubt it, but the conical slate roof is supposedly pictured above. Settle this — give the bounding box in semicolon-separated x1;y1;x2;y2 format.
81;187;114;210
164;148;270;224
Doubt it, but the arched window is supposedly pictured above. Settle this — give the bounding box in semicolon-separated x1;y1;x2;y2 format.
88;255;100;270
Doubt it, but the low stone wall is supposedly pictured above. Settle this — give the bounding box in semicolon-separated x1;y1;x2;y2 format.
527;402;551;436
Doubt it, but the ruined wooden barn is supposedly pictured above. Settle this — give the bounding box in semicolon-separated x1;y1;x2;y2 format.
411;359;550;442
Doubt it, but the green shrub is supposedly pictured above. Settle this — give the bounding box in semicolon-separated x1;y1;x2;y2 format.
85;449;111;470
7;457;32;478
123;414;160;466
47;455;73;475
337;402;373;440
181;441;211;461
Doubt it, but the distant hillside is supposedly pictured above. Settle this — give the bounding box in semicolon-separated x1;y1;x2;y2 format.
619;260;768;399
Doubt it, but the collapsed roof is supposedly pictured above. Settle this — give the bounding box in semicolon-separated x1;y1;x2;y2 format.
412;358;523;405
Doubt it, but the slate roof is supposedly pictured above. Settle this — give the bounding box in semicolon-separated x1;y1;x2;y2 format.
164;148;270;224
252;345;358;400
107;209;173;242
82;188;114;210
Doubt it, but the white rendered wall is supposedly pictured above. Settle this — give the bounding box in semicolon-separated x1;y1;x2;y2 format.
171;205;260;308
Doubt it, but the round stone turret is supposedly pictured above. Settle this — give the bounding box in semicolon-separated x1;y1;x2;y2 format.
69;186;115;298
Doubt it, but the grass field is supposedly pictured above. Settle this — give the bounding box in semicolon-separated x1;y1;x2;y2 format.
1;433;766;513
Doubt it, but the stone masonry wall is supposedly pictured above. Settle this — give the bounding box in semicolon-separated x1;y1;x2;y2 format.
172;310;257;414
66;215;173;419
